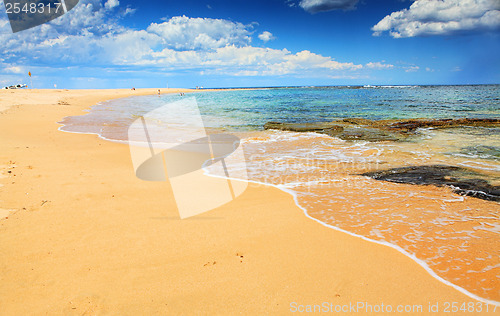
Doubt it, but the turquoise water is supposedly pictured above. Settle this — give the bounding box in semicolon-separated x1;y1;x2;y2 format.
194;85;500;130
60;85;500;137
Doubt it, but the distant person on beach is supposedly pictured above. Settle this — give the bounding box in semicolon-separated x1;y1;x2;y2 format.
158;89;160;96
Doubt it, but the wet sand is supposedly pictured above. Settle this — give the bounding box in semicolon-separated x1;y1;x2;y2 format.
240;130;499;302
0;89;498;314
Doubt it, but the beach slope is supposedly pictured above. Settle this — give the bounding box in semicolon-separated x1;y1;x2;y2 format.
0;89;496;314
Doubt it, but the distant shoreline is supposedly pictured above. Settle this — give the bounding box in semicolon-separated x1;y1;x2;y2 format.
3;83;499;91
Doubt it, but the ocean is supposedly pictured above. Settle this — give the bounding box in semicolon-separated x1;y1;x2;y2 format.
59;85;500;303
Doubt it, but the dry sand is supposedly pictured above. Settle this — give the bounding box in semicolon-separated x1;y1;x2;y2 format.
0;89;497;314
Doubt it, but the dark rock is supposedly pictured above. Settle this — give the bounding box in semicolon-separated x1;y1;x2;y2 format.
264;118;499;142
338;128;401;142
362;165;500;202
342;118;374;126
263;121;401;141
264;121;343;134
387;118;500;132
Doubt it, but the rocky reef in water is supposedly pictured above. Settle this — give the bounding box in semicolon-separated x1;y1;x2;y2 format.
362;165;500;202
263;118;500;142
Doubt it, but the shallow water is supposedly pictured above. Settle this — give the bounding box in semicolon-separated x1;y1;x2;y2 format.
59;85;500;302
238;129;499;301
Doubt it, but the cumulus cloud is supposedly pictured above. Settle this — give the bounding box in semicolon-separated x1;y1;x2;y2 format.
0;0;380;79
372;0;500;38
124;7;136;16
258;31;275;42
365;62;394;69
299;0;359;13
405;66;420;72
104;0;119;10
4;66;23;73
136;46;362;76
147;16;253;51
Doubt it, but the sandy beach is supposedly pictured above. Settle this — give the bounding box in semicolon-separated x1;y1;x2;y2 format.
0;89;498;315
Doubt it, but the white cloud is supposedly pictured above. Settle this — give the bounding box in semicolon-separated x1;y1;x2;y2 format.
3;66;23;73
0;0;364;78
139;46;362;76
147;16;253;51
0;18;8;29
105;0;119;10
0;0;400;80
47;0;125;35
405;66;420;72
365;62;394;69
299;0;359;13
124;7;136;16
372;0;500;38
258;31;275;42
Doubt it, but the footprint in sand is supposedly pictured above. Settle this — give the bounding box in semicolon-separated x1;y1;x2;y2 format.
64;295;106;315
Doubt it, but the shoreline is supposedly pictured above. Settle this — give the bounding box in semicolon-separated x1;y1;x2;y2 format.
0;89;498;314
208;170;500;307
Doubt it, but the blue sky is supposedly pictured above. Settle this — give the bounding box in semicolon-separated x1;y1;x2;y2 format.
1;0;499;88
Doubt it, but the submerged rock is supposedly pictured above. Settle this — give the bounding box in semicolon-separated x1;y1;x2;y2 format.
337;128;401;142
341;118;375;126
264;118;500;142
263;121;342;132
387;118;500;132
263;121;343;136
263;121;403;141
362;165;500;202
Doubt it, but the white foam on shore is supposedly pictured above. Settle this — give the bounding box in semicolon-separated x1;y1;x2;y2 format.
204;169;500;306
458;161;500;172
57;125;130;145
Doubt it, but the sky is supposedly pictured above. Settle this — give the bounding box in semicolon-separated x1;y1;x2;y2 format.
0;0;499;88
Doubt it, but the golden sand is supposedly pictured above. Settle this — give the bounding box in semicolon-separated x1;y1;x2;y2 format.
0;89;497;314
